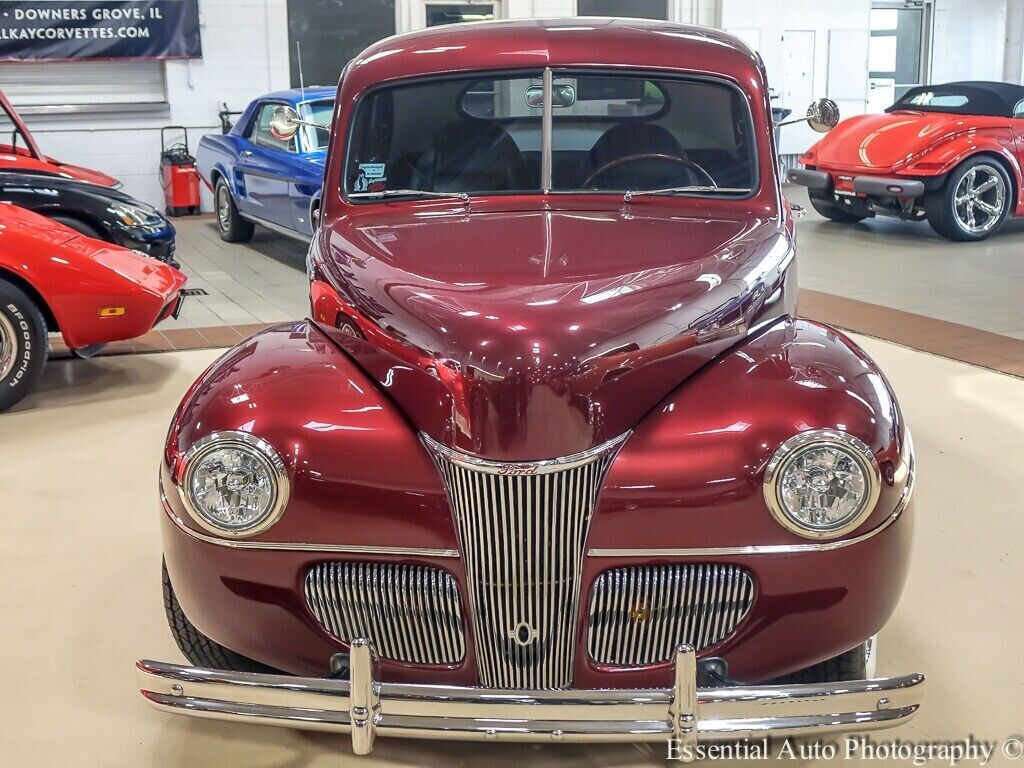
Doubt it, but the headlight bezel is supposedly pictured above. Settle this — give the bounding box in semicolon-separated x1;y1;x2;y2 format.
762;429;881;540
178;430;290;538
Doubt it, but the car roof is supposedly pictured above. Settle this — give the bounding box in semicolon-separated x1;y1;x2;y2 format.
258;86;336;106
343;18;761;96
888;81;1024;118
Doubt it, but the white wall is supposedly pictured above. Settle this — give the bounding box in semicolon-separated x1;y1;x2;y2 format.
931;0;1008;83
13;0;1019;208
720;0;871;156
16;0;290;210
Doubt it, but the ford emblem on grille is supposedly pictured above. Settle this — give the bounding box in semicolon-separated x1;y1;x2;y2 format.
508;621;539;647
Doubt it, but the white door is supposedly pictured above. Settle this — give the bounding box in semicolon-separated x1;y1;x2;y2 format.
780;30;816;156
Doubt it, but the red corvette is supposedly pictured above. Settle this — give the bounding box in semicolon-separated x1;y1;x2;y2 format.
0;204;186;411
137;19;923;755
1;90;120;187
789;81;1024;241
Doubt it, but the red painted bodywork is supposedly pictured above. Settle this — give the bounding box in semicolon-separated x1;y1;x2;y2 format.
0;204;186;349
160;19;914;686
1;91;120;188
802;109;1024;215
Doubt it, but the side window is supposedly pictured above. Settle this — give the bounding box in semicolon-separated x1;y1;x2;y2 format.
1014;99;1024;119
251;103;298;153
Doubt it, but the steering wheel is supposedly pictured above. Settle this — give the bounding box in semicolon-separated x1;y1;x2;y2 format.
582;153;718;190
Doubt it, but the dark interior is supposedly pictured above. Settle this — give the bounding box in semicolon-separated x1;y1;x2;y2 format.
346;72;756;196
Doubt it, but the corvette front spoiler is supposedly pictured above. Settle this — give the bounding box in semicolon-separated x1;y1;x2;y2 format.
136;641;925;758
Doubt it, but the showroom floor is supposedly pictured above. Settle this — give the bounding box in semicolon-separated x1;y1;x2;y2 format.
1;336;1021;766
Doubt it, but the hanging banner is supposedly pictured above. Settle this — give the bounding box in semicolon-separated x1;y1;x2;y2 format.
0;0;202;61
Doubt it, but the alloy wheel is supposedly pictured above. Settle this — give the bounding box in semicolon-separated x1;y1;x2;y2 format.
216;186;231;232
952;164;1006;234
0;312;17;381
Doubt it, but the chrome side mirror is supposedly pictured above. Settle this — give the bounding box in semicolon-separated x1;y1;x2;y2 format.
774;98;840;132
269;105;328;142
806;98;840;132
269;106;301;140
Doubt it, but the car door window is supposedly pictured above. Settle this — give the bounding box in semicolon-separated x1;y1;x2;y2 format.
250;103;298;153
1014;99;1024;119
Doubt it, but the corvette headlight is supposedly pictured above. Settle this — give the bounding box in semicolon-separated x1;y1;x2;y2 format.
763;430;880;540
108;202;165;229
179;431;289;537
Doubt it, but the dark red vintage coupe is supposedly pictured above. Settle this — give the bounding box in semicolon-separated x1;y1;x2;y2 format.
137;19;923;755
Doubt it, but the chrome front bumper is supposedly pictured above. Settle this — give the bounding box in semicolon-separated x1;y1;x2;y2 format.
137;640;925;757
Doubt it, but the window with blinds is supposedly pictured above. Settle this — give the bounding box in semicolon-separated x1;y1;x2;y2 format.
0;60;167;113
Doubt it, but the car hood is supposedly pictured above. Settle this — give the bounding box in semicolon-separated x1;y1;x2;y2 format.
0;150;120;187
809;111;1007;171
319;204;794;461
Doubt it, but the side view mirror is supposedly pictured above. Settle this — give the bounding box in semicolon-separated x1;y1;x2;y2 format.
269;106;301;140
269;105;328;142
774;98;840;132
806;98;841;132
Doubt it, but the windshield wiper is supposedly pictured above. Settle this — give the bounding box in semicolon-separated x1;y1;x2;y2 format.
623;186;751;202
349;189;469;203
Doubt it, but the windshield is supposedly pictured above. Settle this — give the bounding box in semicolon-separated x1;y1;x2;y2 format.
345;71;756;198
299;99;334;150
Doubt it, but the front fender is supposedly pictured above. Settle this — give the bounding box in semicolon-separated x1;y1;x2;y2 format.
589;317;908;552
163;322;458;553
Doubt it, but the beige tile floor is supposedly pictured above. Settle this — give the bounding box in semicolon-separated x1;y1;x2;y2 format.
1;339;1022;766
790;186;1024;340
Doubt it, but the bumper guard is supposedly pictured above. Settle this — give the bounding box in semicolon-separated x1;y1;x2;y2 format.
137;640;925;757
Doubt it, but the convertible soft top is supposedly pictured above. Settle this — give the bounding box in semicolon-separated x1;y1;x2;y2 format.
887;81;1024;118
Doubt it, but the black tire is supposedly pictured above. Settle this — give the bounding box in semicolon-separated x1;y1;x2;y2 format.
769;642;868;684
925;156;1012;241
214;178;255;243
809;196;868;224
162;560;276;673
50;215;105;241
0;280;48;413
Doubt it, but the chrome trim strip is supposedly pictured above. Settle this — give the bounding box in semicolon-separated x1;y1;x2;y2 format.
238;212;313;243
135;638;926;752
589;431;915;558
304;562;466;665
541;67;553;192
162;488;460;558
420;431;630;475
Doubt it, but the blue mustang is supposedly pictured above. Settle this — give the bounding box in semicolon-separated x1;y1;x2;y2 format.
196;87;334;243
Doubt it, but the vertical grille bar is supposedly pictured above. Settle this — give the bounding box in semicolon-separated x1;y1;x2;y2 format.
304;562;466;665
586;564;755;667
426;434;626;690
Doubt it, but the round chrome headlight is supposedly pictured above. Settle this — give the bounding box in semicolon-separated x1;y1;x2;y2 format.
763;430;880;540
179;431;289;537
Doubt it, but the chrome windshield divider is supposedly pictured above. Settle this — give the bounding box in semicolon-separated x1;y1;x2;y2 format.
541;67;553;193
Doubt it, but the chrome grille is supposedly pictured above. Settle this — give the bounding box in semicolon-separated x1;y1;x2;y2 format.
587;564;755;666
426;434;627;689
304;562;466;665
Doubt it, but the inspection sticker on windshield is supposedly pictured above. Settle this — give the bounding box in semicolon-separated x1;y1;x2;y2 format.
355;163;387;192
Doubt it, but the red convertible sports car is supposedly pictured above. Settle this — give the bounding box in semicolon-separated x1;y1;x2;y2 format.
1;90;120;187
0;204;186;412
789;81;1024;241
137;19;923;756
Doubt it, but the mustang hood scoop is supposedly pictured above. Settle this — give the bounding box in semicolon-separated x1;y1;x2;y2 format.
321;206;793;461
